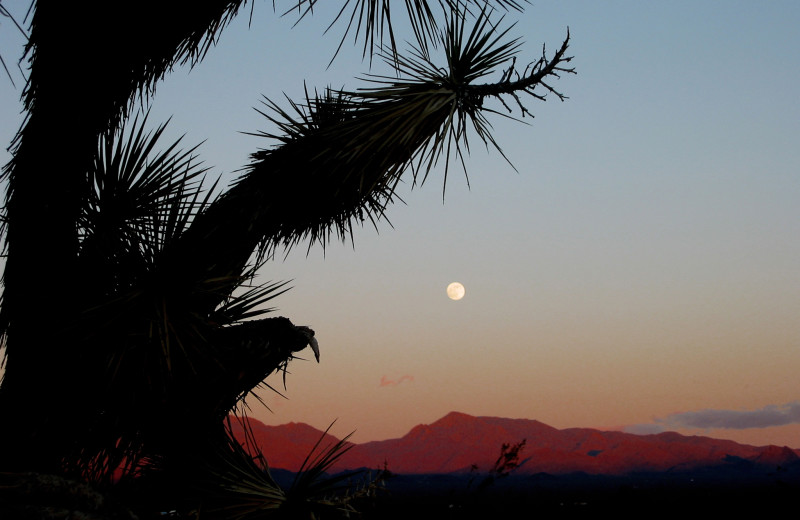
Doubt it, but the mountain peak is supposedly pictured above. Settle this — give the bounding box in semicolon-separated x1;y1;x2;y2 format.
755;445;800;466
433;411;476;427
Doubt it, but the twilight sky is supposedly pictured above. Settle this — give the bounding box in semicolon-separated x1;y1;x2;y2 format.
1;1;798;447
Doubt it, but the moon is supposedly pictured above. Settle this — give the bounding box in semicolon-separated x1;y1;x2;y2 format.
446;282;465;301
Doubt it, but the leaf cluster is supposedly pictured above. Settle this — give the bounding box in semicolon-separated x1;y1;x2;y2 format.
289;1;526;72
241;5;572;257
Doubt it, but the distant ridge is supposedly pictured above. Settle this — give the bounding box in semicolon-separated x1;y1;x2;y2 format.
232;411;800;476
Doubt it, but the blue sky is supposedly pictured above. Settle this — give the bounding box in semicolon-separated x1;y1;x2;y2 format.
1;1;799;446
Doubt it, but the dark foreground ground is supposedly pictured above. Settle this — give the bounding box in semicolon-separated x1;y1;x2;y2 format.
315;467;800;518
2;466;796;519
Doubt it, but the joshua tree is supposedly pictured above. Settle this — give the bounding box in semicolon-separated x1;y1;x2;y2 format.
0;1;573;517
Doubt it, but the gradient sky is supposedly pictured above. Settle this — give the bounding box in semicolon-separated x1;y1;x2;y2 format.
1;1;798;447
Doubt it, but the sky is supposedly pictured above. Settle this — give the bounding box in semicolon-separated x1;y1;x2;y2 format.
1;1;799;447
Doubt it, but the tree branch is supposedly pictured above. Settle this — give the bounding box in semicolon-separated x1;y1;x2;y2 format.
469;29;574;103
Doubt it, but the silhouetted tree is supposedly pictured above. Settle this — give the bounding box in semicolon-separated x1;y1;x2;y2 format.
0;1;572;517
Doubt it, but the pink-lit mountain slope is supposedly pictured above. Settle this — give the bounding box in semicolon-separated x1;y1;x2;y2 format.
228;418;344;472
232;411;800;476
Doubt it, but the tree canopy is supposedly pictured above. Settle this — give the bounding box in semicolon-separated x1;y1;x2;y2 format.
0;1;573;517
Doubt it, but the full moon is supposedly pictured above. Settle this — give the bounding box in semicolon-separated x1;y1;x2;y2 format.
446;282;465;301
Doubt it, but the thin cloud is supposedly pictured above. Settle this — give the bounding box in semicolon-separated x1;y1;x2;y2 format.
379;374;414;387
622;423;667;435
657;402;800;430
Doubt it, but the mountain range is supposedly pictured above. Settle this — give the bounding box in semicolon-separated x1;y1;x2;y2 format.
230;411;800;476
